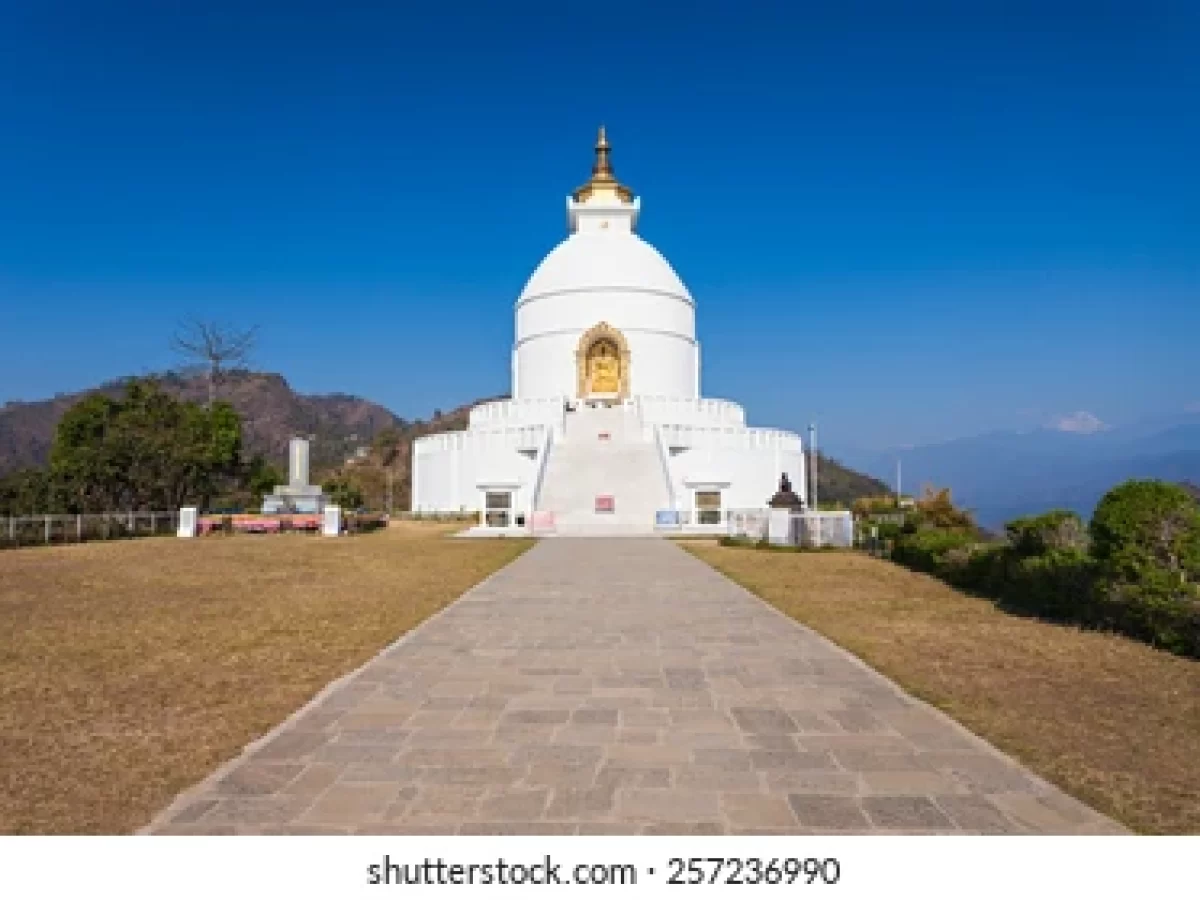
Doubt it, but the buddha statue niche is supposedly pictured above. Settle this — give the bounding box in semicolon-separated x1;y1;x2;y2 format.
588;340;620;394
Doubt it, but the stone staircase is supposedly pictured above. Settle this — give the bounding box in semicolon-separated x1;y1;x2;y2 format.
534;405;669;535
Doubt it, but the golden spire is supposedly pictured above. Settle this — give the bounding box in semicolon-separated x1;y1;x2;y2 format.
573;125;633;203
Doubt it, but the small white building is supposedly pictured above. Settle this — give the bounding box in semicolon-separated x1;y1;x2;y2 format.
412;129;805;533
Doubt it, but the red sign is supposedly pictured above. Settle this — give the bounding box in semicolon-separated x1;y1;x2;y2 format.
595;495;615;513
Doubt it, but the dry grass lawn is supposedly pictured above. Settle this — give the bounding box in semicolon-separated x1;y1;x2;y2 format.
0;525;531;834
687;543;1200;835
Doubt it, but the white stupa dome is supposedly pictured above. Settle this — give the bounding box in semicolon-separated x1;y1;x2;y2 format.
518;232;692;305
511;127;699;401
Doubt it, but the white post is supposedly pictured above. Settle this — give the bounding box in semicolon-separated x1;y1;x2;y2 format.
177;507;198;538
76;514;82;542
768;508;792;546
44;515;50;544
322;505;342;537
809;423;819;512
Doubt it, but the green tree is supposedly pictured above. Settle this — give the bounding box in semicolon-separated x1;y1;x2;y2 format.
1090;480;1200;585
0;468;58;516
49;380;243;512
1005;510;1089;556
322;474;365;510
245;455;285;505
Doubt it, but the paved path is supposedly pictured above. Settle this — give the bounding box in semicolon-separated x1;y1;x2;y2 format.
145;539;1124;834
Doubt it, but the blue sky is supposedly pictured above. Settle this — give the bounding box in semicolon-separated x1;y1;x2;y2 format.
1;1;1196;453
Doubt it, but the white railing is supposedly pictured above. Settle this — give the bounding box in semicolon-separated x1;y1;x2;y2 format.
636;396;747;428
724;509;855;548
414;424;547;453
2;511;180;549
528;426;555;515
468;396;567;430
656;423;803;452
655;508;764;532
723;508;771;539
652;425;676;509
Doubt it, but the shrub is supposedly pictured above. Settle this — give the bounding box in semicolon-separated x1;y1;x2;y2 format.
997;548;1098;621
879;480;1200;658
718;535;755;548
1087;480;1200;655
875;521;906;542
1093;578;1200;657
1005;510;1089;557
1090;480;1200;584
941;542;1007;594
891;529;976;574
910;486;975;530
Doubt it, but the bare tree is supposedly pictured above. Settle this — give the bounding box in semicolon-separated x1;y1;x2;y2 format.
171;319;258;406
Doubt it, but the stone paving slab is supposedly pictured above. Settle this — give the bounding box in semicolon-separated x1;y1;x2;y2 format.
143;539;1126;835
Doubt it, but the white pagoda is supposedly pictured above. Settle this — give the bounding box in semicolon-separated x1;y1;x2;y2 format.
412;129;805;533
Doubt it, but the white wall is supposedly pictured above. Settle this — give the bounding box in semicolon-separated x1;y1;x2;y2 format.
514;285;697;401
517;285;695;338
515;325;697;400
660;426;805;511
469;397;565;430
638;397;746;428
411;426;546;513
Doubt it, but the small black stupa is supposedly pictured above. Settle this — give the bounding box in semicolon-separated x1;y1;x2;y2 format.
767;472;805;510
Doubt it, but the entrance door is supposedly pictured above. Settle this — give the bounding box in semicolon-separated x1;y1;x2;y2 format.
484;491;513;528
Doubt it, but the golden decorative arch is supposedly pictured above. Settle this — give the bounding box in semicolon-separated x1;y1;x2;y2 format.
576;322;631;400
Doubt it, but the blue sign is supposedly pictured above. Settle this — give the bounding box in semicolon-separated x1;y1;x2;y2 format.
656;510;681;526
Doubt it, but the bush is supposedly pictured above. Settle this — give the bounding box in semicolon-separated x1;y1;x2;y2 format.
1005;510;1089;557
910;486;975;530
1090;480;1200;583
942;542;1007;594
1087;480;1200;656
891;529;976;574
880;479;1200;658
718;535;755;548
998;548;1097;620
1093;578;1200;657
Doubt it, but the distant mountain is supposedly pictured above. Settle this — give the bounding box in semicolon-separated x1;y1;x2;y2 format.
842;413;1200;528
0;370;407;475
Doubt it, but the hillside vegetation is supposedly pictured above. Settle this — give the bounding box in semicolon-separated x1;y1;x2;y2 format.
2;370;887;514
0;370;403;476
878;483;1200;659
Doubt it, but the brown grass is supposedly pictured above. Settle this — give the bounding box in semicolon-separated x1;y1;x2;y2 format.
687;544;1200;834
0;525;531;834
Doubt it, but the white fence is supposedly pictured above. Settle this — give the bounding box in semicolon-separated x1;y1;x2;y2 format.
724;509;855;548
2;511;180;549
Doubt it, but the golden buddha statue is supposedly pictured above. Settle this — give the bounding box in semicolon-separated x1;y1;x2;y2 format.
588;341;620;393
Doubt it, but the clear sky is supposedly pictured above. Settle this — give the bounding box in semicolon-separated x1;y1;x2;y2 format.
1;1;1196;453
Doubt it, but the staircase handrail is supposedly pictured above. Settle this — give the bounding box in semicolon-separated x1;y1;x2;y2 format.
652;424;676;509
529;425;555;515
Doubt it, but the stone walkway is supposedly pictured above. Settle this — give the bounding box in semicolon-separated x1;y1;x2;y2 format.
145;539;1124;834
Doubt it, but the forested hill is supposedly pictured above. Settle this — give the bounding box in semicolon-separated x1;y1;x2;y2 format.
0;370;406;476
811;454;892;506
